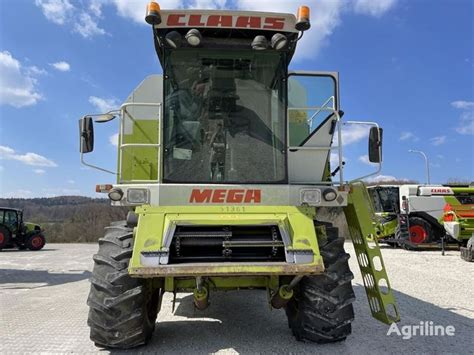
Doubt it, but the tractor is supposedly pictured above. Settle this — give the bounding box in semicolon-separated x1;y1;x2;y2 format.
0;207;46;251
79;3;399;349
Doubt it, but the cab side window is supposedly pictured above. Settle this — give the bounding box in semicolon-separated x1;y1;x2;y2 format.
4;211;18;226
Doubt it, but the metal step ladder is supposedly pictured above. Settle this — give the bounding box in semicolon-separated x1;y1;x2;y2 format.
396;213;410;242
344;181;400;324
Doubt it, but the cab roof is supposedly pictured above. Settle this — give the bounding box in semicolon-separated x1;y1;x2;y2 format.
0;207;22;212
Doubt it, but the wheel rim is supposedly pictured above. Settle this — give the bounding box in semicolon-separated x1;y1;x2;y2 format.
0;232;4;244
409;225;427;244
31;236;43;248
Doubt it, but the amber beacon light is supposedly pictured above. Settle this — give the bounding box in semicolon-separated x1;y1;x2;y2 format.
295;6;311;31
145;2;162;25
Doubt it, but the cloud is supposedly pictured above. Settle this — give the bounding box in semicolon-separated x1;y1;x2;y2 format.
399;131;419;142
42;187;81;197
36;0;106;38
109;133;119;147
33;169;46;174
89;96;119;112
188;0;227;9
333;124;370;146
0;145;57;167
0;189;33;198
451;100;474;110
451;100;474;135
0;51;43;108
74;12;107;38
430;135;446;146
35;0;74;25
353;0;397;17
111;0;181;23
366;174;408;183
358;154;377;165
68;179;76;184
456;111;474;135
0;166;3;172
50;61;70;71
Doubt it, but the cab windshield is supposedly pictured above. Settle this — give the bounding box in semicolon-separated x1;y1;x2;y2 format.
163;50;287;183
370;187;400;213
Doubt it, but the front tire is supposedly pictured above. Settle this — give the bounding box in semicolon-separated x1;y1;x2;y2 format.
87;223;161;349
26;233;46;250
285;224;355;343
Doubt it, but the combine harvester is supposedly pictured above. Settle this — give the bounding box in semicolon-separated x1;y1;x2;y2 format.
79;3;399;349
369;184;474;255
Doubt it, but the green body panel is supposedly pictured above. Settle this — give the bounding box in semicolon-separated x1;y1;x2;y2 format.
442;193;474;241
118;119;160;182
344;182;400;323
24;222;41;233
165;276;279;292
374;212;398;238
129;205;321;292
129;205;321;278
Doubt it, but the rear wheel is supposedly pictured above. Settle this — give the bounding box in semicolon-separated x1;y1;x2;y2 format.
285;224;355;343
87;222;161;349
26;233;46;251
408;217;432;244
0;225;11;249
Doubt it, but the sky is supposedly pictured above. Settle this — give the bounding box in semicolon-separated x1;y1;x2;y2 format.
0;0;473;198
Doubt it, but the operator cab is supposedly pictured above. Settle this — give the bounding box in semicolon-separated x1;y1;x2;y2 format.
153;11;300;184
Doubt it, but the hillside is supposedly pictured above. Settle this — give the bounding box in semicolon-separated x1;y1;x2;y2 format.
0;196;128;243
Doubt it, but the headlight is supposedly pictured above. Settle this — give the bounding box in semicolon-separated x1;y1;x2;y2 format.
322;188;337;202
108;188;124;201
127;188;149;204
300;189;321;205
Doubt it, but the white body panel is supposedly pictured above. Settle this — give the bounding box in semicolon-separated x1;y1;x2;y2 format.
111;183;348;207
398;185;448;220
443;221;461;240
123;75;163;134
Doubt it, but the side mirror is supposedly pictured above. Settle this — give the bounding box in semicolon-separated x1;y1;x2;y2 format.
368;127;383;163
79;116;94;153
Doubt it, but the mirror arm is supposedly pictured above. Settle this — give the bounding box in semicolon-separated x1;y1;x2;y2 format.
80;151;117;175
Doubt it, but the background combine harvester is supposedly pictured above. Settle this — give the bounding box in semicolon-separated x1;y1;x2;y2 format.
79;3;399;349
369;184;474;257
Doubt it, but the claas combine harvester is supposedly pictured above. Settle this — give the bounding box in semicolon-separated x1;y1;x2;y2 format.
79;3;399;349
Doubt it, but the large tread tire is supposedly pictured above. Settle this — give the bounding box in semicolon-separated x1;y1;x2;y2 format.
87;222;160;349
460;236;474;262
0;225;11;249
26;233;46;251
407;217;433;245
285;224;355;343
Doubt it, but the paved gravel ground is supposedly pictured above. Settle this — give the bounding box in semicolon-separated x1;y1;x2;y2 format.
1;243;473;354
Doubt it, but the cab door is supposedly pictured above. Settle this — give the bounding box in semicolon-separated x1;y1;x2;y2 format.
287;72;340;184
